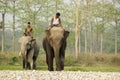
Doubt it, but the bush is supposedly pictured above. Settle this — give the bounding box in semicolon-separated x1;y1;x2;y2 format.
0;53;9;65
111;55;120;66
12;57;18;62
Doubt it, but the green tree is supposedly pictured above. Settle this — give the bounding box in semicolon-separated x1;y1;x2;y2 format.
0;0;8;52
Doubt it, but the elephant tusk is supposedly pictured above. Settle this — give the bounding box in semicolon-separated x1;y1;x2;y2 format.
19;51;21;56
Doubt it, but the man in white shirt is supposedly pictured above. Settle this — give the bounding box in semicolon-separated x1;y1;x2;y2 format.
50;12;62;28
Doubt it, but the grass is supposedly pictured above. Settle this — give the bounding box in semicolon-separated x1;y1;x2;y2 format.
65;66;120;72
0;66;22;70
0;65;120;72
0;52;120;72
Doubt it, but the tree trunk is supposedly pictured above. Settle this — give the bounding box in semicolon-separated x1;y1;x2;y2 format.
1;13;5;52
84;26;87;53
96;30;99;53
79;29;81;53
90;24;93;54
100;33;103;54
33;14;36;27
112;0;118;55
55;0;57;12
115;20;117;54
100;18;104;54
75;0;79;60
47;1;49;27
12;0;15;52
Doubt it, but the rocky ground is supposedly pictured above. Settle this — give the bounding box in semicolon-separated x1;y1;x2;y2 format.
0;70;120;80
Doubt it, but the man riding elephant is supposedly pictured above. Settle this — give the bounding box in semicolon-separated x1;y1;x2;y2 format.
49;12;62;29
25;22;33;37
43;27;69;71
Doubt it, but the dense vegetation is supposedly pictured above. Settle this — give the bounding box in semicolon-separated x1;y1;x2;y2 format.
0;0;120;54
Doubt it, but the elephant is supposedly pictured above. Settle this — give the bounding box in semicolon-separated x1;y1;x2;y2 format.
43;27;69;71
18;35;39;70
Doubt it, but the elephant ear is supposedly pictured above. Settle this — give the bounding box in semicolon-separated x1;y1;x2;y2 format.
45;30;51;38
64;31;70;40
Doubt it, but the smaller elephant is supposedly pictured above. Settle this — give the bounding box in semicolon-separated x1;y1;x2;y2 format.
19;36;39;69
43;27;69;71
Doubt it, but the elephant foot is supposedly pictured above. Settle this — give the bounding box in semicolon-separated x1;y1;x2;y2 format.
61;66;64;70
56;64;62;71
48;67;54;71
26;62;31;69
56;65;64;71
23;64;25;69
61;68;64;71
56;68;62;71
23;60;26;69
33;64;36;70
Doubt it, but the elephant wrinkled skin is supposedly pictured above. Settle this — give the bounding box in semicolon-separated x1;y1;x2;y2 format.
19;36;39;70
43;27;69;71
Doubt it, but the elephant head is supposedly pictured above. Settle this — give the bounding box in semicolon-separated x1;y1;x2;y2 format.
19;36;32;56
43;27;69;71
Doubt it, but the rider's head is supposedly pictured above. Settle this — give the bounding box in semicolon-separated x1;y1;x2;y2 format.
56;12;60;18
27;22;31;27
27;22;30;25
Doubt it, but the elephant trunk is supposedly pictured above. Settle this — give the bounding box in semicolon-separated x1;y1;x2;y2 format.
20;45;28;69
21;47;27;58
53;44;61;71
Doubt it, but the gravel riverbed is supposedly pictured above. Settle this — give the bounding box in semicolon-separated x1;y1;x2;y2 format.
0;70;120;80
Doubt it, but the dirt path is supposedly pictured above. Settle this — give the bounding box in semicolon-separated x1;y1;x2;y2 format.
0;71;120;80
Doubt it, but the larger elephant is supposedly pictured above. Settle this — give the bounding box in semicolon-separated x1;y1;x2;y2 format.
19;36;39;69
43;27;69;71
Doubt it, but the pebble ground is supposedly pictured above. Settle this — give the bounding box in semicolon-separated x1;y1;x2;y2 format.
0;70;120;80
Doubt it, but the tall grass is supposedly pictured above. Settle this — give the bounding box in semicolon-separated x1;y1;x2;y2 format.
0;52;120;67
65;53;120;67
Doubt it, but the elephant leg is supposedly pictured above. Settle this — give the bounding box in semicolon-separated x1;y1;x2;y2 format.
33;56;37;69
60;41;66;70
46;51;54;71
43;38;54;71
30;60;33;70
45;42;54;71
46;53;48;65
26;57;31;69
60;53;65;70
26;61;32;70
23;59;25;69
26;62;29;69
